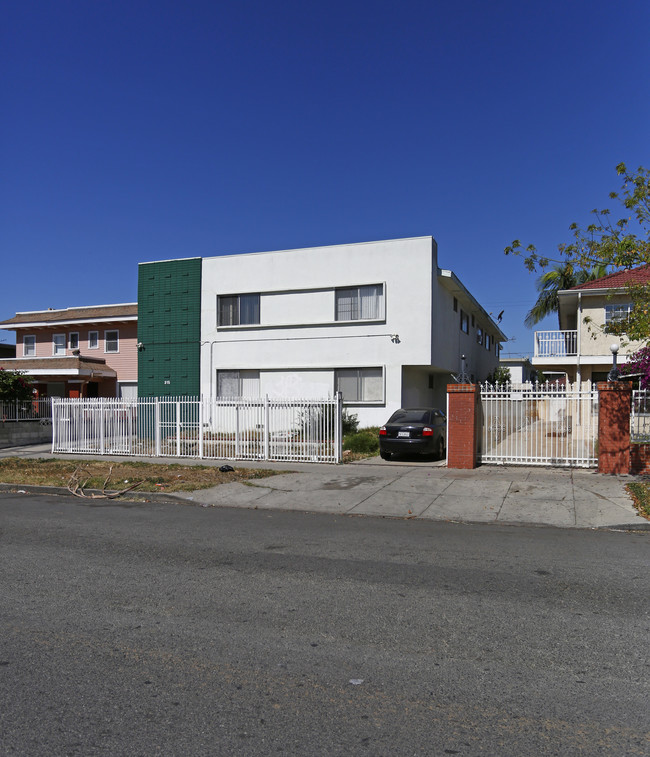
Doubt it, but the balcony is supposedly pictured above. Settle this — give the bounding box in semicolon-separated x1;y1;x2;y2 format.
534;330;577;358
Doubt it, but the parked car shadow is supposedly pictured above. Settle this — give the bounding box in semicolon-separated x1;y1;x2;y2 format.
378;450;446;464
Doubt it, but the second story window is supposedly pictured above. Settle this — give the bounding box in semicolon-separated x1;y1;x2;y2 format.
335;285;384;321
88;331;99;349
605;303;632;328
218;294;260;326
69;333;79;350
105;330;119;353
460;310;469;334
53;334;66;356
24;335;36;356
476;327;484;345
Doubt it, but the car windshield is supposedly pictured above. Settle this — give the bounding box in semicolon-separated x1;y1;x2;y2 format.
389;410;430;424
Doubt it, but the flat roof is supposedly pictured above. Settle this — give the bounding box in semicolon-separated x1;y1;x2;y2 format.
139;236;435;265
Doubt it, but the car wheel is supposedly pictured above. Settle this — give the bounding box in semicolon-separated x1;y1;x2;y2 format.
436;437;445;460
380;450;392;460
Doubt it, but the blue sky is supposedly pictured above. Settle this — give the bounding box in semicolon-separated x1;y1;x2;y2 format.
2;0;649;356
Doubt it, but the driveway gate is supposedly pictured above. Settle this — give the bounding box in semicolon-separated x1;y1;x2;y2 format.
480;383;598;467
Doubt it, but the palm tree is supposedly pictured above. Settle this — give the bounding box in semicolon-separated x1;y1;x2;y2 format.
525;263;608;328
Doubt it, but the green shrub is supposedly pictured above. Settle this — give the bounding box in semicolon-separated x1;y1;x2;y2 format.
343;429;379;455
342;410;359;435
0;368;33;402
486;366;511;385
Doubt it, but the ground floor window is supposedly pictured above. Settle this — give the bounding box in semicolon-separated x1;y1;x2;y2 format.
118;382;138;400
217;370;260;397
335;368;383;402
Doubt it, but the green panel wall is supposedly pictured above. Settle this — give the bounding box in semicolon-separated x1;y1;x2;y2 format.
137;258;202;397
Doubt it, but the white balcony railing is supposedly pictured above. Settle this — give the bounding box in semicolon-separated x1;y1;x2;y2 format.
534;330;578;358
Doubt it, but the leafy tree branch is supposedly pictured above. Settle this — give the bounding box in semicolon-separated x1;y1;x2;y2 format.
506;163;650;342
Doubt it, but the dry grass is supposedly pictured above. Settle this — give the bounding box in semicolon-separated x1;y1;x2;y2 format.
625;482;650;521
0;457;282;493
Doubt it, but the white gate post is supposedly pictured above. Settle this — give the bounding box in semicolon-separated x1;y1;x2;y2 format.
264;395;270;461
100;398;105;455
198;398;204;459
155;398;161;456
335;392;343;463
51;398;58;452
176;400;181;457
235;405;240;458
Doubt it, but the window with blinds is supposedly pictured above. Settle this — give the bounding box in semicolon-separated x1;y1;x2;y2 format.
218;294;260;326
216;370;261;397
335;368;383;402
335;285;384;321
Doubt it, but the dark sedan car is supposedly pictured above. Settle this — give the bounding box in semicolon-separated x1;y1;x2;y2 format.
378;407;446;460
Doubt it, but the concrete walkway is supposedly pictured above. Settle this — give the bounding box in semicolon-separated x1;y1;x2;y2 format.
1;443;648;530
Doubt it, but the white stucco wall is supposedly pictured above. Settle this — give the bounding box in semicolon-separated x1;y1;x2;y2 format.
433;275;501;382
199;237;502;428
261;290;333;326
578;294;643;357
260;370;332;398
201;237;437;427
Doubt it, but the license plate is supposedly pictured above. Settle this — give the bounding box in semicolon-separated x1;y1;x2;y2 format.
398;431;410;438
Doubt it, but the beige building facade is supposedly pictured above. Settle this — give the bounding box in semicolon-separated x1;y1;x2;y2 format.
531;266;650;385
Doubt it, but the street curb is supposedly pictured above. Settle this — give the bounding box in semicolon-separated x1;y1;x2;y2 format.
1;482;649;530
0;482;191;505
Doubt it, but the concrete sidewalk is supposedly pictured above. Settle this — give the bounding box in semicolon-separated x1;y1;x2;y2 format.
179;462;648;529
1;443;648;530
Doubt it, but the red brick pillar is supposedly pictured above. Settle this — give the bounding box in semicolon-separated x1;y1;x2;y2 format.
447;384;480;469
597;381;632;474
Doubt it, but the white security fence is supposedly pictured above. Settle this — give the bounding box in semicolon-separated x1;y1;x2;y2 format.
631;389;650;442
0;398;53;422
480;382;598;467
52;395;343;463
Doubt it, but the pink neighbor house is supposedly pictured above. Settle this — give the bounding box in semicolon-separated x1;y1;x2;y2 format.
0;303;138;399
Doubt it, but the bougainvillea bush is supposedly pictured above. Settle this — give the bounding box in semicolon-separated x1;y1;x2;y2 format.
0;368;34;402
621;346;650;388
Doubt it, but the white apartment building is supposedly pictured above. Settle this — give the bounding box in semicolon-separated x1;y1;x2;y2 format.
199;236;505;426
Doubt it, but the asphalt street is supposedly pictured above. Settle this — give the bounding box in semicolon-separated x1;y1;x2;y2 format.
1;492;649;756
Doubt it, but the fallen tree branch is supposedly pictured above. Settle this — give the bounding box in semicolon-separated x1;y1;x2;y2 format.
67;465;144;499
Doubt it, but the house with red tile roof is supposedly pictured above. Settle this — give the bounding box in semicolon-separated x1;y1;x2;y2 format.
0;303;138;399
532;265;650;384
